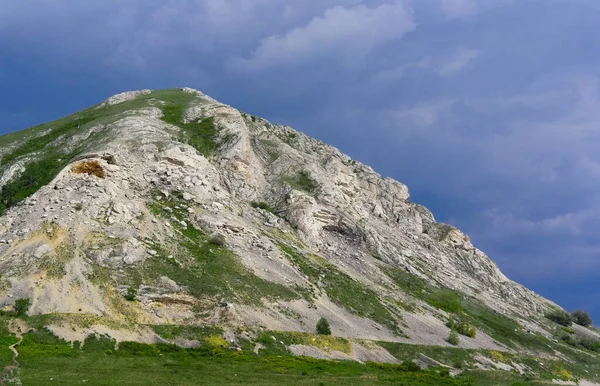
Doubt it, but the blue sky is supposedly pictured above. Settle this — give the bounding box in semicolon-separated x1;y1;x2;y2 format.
1;0;600;322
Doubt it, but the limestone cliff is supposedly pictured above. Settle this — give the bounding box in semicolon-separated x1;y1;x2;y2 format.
0;88;561;352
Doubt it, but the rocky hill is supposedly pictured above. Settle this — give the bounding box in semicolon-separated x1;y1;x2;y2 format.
0;88;598;384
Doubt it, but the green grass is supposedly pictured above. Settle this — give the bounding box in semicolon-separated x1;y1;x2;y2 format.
382;267;556;352
151;325;223;341
142;193;300;305
282;171;319;194
383;267;461;313
153;91;217;157
12;332;474;385
0;315;18;368
380;341;477;370
0;150;78;214
380;340;600;384
1;315;596;385
277;243;400;333
251;201;274;213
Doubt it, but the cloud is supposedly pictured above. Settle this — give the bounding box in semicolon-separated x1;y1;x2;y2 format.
4;0;600;320
441;0;478;20
438;48;479;75
385;100;456;129
230;1;416;71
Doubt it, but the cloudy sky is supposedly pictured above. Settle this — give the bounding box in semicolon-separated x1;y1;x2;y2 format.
1;0;600;321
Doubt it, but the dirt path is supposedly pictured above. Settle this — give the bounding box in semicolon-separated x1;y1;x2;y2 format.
0;319;32;385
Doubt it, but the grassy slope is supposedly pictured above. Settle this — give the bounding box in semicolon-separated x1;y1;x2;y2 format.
5;321;597;386
7;327;472;386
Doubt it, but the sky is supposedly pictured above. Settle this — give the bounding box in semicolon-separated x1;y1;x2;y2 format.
1;0;600;322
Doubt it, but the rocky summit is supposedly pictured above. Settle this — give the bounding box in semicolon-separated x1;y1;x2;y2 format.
0;88;598;384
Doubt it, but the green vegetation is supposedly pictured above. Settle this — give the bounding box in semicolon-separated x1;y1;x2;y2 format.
14;297;31;317
383;266;554;351
383;267;460;313
447;329;459;345
0;150;79;214
316;318;331;335
282;170;319;194
427;290;462;314
0;88;212;214
0;308;597;386
251;201;274;213
447;316;476;338
151;324;223;341
561;326;575;334
14;340;473;385
381;340;600;385
0;320;473;386
278;243;399;333
143;192;300;305
545;309;572;326
571;309;592;326
124;286;137;301
256;330;351;355
207;233;227;247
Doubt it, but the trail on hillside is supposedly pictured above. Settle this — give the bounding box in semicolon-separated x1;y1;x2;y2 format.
1;319;31;385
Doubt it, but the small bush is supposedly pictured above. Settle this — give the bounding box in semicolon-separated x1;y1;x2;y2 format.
316;318;331;335
571;310;593;327
283;171;319;194
401;360;421;372
251;201;274;213
14;298;31;317
208;234;226;247
545;310;572;327
579;337;600;352
447;329;459;345
467;326;477;338
124;286;137;301
560;334;577;346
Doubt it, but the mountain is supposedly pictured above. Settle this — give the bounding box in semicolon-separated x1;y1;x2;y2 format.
0;88;598;384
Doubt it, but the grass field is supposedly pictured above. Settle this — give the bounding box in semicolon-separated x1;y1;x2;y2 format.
6;331;475;386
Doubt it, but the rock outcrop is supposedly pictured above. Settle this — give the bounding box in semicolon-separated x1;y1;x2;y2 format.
0;88;557;350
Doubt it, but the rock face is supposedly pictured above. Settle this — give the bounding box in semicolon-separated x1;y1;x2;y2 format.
0;88;557;349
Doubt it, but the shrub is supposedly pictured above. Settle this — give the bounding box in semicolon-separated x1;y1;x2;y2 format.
579;337;600;352
467;326;477;338
446;316;475;337
561;326;575;334
545;310;572;327
282;171;319;194
560;334;577;346
447;329;459;345
14;298;31;317
316;318;331;335
124;286;137;301
208;234;226;247
571;310;593;327
401;360;421;372
251;201;274;213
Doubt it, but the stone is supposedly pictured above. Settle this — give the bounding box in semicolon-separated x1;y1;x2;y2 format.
0;87;562;358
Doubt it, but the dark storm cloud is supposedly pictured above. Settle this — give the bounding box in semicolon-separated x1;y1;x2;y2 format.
2;0;600;318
